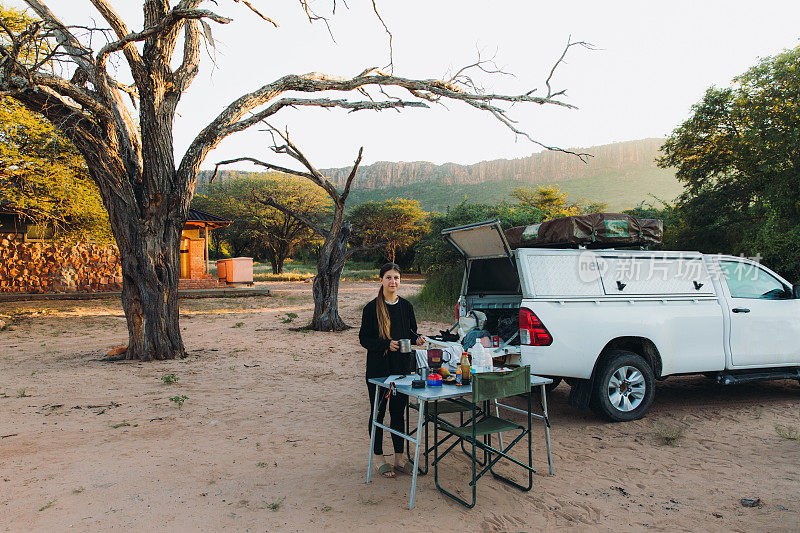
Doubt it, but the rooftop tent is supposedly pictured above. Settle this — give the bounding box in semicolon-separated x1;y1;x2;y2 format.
505;213;663;249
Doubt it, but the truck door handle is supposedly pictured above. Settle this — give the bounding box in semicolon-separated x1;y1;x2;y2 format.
732;308;750;313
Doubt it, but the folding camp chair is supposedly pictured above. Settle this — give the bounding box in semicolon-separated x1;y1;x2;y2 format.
433;366;534;508
405;397;486;475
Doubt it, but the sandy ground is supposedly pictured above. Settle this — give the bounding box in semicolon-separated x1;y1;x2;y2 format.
1;280;799;532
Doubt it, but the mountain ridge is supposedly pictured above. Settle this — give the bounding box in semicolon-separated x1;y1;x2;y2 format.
320;138;669;190
197;138;683;212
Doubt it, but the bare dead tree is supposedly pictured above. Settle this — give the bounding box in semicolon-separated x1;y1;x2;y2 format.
0;1;586;358
214;127;388;331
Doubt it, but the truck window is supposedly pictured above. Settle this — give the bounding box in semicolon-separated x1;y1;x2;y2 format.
467;258;520;294
719;261;790;299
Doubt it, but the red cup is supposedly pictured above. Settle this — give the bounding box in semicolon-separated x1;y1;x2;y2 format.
492;335;500;347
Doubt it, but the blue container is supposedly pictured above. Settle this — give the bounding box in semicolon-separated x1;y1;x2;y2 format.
427;375;442;387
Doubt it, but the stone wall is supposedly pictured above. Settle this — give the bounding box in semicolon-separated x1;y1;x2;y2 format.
0;235;122;293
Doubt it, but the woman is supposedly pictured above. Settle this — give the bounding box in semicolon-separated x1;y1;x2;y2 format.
359;262;425;478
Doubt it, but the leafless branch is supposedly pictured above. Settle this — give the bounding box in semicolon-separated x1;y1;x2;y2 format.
24;0;95;77
251;194;328;238
181;55;585;182
339;147;363;203
233;0;278;28
29;71;111;118
173;19;201;92
545;35;595;99
22;0;145;164
211;156;314;183
222;96;427;137
370;0;393;72
211;152;330;237
448;46;513;94
298;0;336;41
214;124;366;240
88;0;145;78
95;8;231;69
345;241;386;259
264;125;341;203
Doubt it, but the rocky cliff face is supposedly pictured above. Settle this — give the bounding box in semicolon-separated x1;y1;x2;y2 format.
321;138;666;190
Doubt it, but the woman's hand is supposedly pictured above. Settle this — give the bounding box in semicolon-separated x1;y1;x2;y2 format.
388;340;400;352
414;336;426;346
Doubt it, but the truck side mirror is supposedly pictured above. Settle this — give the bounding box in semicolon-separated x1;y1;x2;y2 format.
794;284;800;299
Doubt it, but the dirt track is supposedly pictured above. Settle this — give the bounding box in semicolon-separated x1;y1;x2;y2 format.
1;280;798;532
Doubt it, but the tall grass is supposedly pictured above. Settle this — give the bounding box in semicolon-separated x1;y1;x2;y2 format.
408;267;461;324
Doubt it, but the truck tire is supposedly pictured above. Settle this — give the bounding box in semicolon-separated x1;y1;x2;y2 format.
591;350;655;422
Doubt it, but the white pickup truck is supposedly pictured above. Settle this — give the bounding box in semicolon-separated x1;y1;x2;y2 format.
443;220;800;421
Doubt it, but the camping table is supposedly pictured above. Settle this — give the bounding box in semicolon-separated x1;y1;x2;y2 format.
366;373;553;510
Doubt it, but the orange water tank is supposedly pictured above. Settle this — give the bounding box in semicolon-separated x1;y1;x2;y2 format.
226;257;253;283
179;237;190;278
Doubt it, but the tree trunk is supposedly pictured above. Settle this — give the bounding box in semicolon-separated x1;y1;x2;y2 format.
267;253;279;274
273;241;289;274
115;210;186;361
309;222;351;331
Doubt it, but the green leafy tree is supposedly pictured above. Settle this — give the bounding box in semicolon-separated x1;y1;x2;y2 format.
582;200;610;214
511;185;582;219
347;198;429;263
659;45;800;281
623;198;682;248
412;200;542;305
0;7;110;243
193;173;331;273
0;97;112;243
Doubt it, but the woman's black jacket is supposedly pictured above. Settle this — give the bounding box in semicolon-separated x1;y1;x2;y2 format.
359;297;420;379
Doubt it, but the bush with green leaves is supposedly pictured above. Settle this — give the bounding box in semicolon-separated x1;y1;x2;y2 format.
410;200;543;317
659;45;800;282
414;199;542;277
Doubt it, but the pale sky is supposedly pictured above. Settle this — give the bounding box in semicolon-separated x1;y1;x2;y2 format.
10;1;800;169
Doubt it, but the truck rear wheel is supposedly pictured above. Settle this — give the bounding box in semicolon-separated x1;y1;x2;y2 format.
591;350;655;422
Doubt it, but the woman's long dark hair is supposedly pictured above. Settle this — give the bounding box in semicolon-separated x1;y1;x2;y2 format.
376;263;401;340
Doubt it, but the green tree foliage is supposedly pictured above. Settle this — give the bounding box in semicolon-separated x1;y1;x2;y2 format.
0;97;112;243
511;185;582;219
659;45;800;281
347;198;429;263
0;7;110;243
624;198;682;247
583;200;611;213
192;174;331;273
412;200;542;306
511;184;610;218
417;200;546;276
